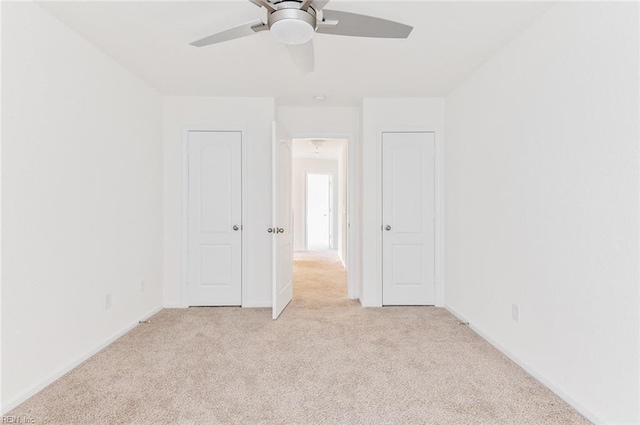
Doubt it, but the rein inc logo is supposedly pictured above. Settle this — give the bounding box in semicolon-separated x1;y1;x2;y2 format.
2;417;36;424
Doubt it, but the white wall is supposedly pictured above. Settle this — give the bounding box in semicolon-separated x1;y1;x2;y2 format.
2;2;163;411
292;157;340;252
444;2;639;424
277;106;360;298
163;97;275;308
337;142;348;266
277;106;360;137
360;98;445;307
0;1;4;409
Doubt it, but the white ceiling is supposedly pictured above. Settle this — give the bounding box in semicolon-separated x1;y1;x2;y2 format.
38;1;554;105
293;138;346;160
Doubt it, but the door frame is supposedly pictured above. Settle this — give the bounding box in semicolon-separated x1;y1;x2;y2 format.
181;126;248;308
291;132;359;300
304;171;335;251
377;127;444;307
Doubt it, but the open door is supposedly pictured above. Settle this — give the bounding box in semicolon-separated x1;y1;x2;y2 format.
272;122;293;319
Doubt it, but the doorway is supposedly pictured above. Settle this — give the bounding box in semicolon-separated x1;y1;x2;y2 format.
291;138;349;303
306;173;332;251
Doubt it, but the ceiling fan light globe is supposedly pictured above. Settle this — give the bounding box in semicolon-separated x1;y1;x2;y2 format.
270;19;315;45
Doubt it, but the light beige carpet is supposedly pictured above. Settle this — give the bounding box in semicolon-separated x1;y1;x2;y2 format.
7;250;590;424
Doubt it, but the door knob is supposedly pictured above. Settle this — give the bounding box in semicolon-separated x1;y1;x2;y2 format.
233;225;239;231
268;228;275;233
277;227;285;234
385;225;391;231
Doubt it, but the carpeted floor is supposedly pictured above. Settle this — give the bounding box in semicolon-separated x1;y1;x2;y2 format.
7;250;590;424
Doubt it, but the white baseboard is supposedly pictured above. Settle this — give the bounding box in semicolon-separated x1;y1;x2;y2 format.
444;305;606;425
359;299;381;308
165;303;270;309
1;305;163;415
242;302;271;308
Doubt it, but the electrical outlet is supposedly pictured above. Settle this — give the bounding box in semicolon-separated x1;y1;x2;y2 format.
511;303;520;322
105;293;112;310
140;280;145;292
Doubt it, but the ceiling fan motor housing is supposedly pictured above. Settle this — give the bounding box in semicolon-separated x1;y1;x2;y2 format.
268;2;317;45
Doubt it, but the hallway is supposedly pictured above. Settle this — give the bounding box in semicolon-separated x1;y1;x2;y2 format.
291;250;355;309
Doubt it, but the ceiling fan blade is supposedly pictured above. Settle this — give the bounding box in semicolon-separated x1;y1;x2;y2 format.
248;0;277;13
317;10;413;39
287;40;315;74
190;20;267;47
312;0;331;11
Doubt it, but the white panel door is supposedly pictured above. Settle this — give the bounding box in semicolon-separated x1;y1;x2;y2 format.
272;124;293;319
187;131;242;306
382;132;435;306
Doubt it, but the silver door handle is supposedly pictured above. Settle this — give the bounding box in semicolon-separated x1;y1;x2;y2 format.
385;225;391;231
277;227;285;234
233;225;239;231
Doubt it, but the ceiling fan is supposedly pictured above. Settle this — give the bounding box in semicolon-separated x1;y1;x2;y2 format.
190;0;413;74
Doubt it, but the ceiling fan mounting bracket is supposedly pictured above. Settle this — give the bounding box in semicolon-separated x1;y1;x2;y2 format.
267;7;317;31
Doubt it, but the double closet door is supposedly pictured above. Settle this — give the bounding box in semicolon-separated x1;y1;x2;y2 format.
187;131;242;306
382;132;435;306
